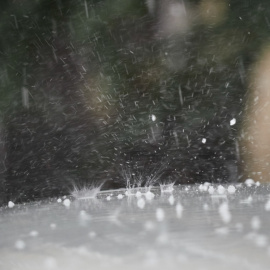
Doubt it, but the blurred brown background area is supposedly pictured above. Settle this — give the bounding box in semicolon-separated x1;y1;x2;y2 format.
240;46;270;183
0;0;270;203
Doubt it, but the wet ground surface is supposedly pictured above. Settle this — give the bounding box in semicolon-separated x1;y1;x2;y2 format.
1;182;270;270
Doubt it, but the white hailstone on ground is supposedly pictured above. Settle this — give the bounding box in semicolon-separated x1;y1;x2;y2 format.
63;198;71;208
203;185;208;191
251;216;261;231
137;198;146;209
256;181;261;186
265;199;270;211
57;198;62;203
230;118;236;126
156;208;165;222
145;191;155;200
202;138;207;144
106;195;111;201
199;184;208;192
227;185;236;194
117;194;124;200
219;202;231;224
217;185;225;195
15;239;26;250
135;191;142;198
245;178;255;187
168;195;175;205
151;114;156;121
8;201;15;208
176;203;183;219
29;230;39;237
199;184;204;191
208;186;215;194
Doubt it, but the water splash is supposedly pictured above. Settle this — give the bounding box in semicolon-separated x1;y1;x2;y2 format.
71;182;104;200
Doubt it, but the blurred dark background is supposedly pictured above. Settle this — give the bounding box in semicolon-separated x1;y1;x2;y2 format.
0;0;269;204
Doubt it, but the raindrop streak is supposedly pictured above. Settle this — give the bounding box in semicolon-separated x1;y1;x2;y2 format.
178;85;183;106
84;0;89;18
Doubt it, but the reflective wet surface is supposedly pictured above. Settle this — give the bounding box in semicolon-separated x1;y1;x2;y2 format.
1;183;270;269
